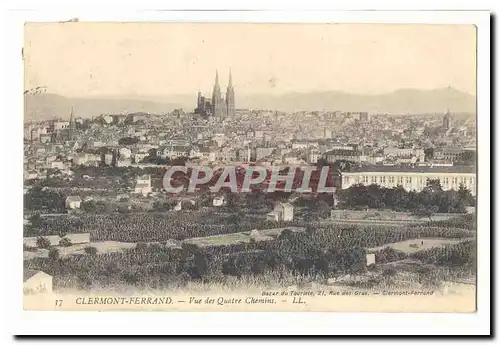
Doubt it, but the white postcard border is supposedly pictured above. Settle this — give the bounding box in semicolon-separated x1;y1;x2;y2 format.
3;7;491;337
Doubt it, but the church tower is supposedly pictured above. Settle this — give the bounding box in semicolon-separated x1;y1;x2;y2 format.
69;106;75;140
212;70;224;118
442;85;453;130
226;69;235;118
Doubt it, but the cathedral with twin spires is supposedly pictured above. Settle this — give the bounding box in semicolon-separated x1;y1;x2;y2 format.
195;70;235;118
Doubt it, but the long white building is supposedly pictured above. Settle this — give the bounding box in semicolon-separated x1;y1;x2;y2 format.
341;166;476;195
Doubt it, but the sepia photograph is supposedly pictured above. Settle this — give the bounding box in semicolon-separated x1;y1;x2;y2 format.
19;16;485;318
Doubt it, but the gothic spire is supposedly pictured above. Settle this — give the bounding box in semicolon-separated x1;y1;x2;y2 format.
69;106;75;140
226;69;235;118
213;70;221;96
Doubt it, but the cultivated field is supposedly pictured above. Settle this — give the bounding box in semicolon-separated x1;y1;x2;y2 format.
23;241;137;259
368;238;467;254
183;227;306;247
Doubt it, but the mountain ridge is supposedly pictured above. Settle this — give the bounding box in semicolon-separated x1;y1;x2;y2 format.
24;88;475;121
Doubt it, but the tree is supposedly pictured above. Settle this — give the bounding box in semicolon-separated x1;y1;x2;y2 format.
189;252;210;279
84;246;98;255
170;157;188;166
59;237;72;247
48;247;60;261
82;200;107;213
122;270;140;284
118;137;140;145
412;205;438;221
222;258;241;277
29;213;42;228
345;246;367;274
315;200;331;218
117;205;131;214
458;184;474;207
382;267;397;277
294;258;315;275
423;179;443;194
142;149;170;165
153;200;177;211
147;148;158;157
424;148;434;161
181;200;197;210
36;236;51;249
456;151;475;166
24;187;65;213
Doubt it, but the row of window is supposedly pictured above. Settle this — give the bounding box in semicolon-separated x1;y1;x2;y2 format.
347;175;475;186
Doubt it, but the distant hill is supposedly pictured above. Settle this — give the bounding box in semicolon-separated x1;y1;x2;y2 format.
24;93;179;122
236;88;476;114
24;88;475;122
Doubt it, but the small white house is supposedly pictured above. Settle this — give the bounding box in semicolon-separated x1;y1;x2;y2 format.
104;153;113;165
65;195;82;209
50;160;65;170
173;201;182;211
102;115;114;124
465;206;475;214
134;152;147;163
23;270;53;295
25;171;39;180
366;253;376;266
267;202;294;222
119;147;132;159
213;195;225;207
134;174;152;195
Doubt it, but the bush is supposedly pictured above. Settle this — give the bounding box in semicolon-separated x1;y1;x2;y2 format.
382;267;397;277
29;213;43;228
84;246;98;255
118;137;140;146
36;236;51;249
374;247;408;264
59;237;72;247
48;248;60;261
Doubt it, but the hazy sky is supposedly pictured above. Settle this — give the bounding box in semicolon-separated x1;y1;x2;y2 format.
24;23;476;97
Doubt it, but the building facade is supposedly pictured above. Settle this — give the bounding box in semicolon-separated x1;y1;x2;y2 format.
195;70;235;119
324;149;362;164
267;202;294;222
341;166;476;195
65;195;82;209
134;174;152;195
433;147;471;162
443;111;453;130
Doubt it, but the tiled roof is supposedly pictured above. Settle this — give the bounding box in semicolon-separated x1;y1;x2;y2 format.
344;165;476;174
325;150;362;156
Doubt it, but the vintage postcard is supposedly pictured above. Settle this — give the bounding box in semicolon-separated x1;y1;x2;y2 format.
22;21;479;313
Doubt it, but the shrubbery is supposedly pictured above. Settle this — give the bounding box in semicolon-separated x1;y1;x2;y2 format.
24;221;476;291
337;179;474;213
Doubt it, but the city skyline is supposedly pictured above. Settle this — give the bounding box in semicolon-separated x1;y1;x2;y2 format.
24;23;476;98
